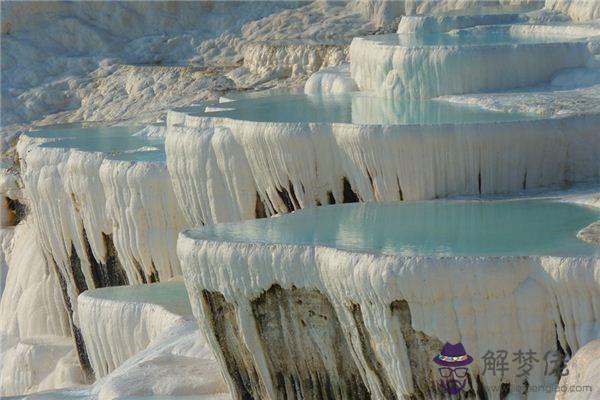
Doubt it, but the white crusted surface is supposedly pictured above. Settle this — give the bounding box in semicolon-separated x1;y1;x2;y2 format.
179;229;600;399
439;65;600;116
92;320;228;400
0;220;80;396
544;0;600;21
304;65;359;95
349;26;595;99
166;112;600;225
77;282;191;378
557;339;600;399
17;134;186;297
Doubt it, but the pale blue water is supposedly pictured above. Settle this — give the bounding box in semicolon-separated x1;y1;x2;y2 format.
183;92;538;124
190;200;600;257
366;25;586;47
28;124;165;162
27;94;538;161
4;388;90;400
86;281;191;317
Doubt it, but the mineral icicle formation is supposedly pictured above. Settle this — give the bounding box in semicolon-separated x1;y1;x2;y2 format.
178;201;600;399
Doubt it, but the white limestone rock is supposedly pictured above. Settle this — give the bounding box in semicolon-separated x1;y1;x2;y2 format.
304;65;359;95
557;339;600;399
544;0;600;21
349;25;595;99
178;226;600;399
166;110;600;225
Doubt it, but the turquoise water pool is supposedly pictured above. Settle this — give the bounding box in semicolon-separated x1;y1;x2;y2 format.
182;92;538;124
189;200;600;257
28;125;165;162
364;25;586;47
85;281;191;317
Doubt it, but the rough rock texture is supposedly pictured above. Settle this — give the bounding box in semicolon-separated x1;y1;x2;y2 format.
0;1;375;129
237;42;348;86
577;221;600;245
2;0;600;397
557;339;600;399
350;25;595;99
14;135;186;383
251;285;371;400
166;112;600;225
304;65;359;95
179;233;600;399
77;282;191;378
0;220;82;396
544;0;600;21
92;320;228;400
17;135;185;287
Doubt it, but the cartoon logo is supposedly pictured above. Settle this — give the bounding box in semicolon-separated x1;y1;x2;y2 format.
433;342;473;395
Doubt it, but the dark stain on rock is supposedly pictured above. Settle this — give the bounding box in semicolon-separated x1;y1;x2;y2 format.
88;232;129;288
4;196;28;225
390;300;445;399
255;192;267;219
327;191;336;205
50;257;95;383
276;186;295;213
342;177;359;203
251;284;370;400
202;290;269;400
69;243;88;294
351;303;398;399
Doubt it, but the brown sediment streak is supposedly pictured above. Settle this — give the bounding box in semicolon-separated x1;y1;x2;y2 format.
201;290;269;400
342;176;359;203
250;285;370;400
390;300;444;399
88;232;129;288
49;257;95;383
351;303;398;400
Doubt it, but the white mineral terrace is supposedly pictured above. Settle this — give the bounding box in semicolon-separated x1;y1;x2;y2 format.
17;125;183;287
179;200;600;399
350;24;599;99
13;282;228;400
78;281;193;378
167;95;600;226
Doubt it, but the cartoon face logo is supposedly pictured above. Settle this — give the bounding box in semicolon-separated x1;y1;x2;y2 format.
433;342;473;395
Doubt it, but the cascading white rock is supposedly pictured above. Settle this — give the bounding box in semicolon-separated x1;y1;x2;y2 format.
0;220;70;341
77;281;192;378
397;13;522;34
15;134;186;381
0;219;82;396
99;160;185;282
349;27;594;98
242;42;347;82
91;320;229;400
351;0;536;27
17;135;186;290
304;65;359;95
178;226;600;399
544;0;600;21
0;166;22;227
166;111;600;225
557;339;600;399
0;336;84;396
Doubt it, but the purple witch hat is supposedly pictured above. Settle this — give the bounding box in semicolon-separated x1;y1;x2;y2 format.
433;342;474;367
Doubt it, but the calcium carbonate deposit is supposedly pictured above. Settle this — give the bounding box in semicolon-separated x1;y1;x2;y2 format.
179;200;600;398
1;1;600;399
